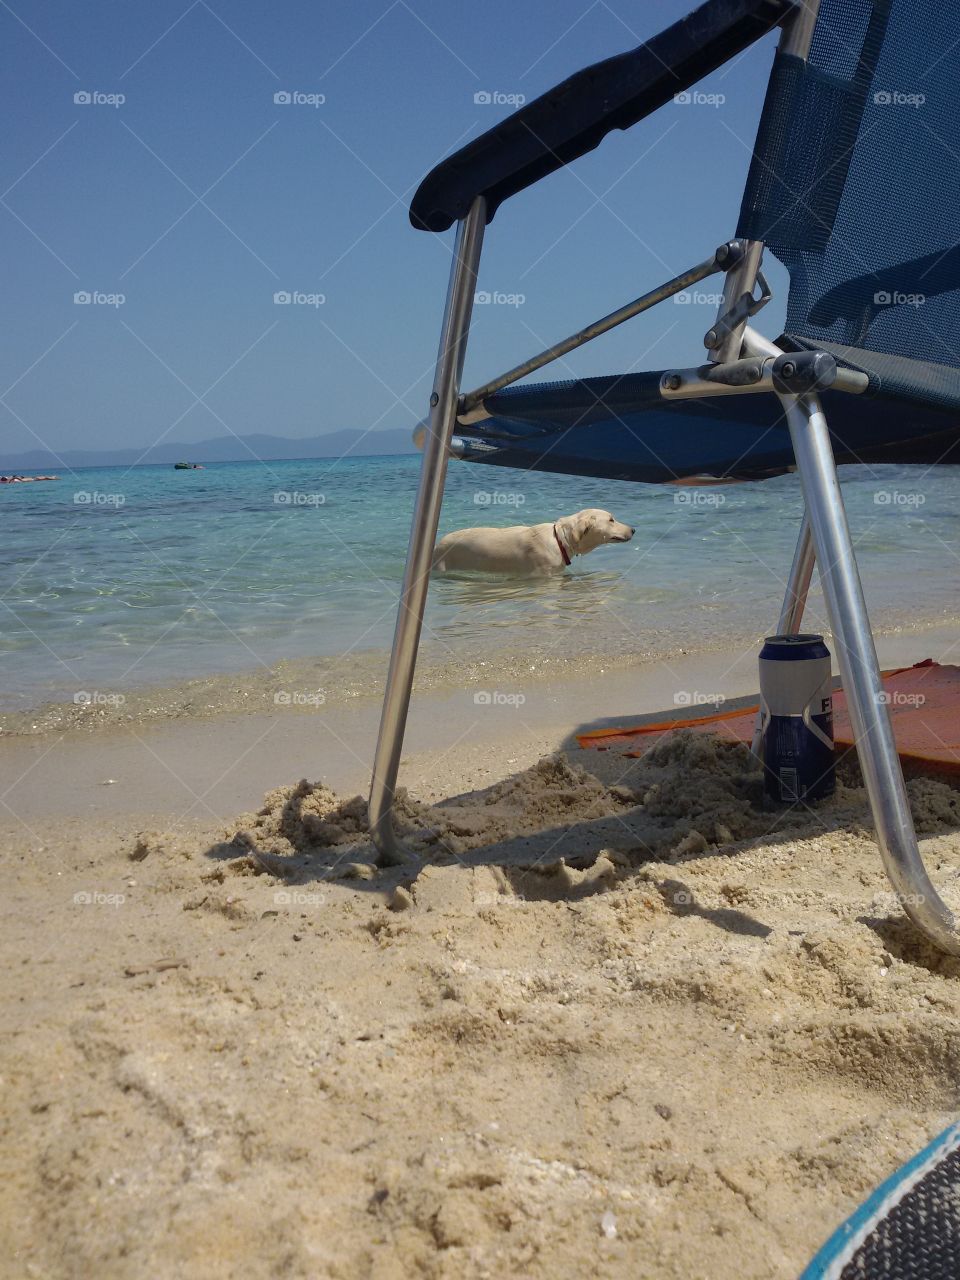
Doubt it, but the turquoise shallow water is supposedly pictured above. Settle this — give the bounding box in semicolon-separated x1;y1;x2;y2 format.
1;454;958;710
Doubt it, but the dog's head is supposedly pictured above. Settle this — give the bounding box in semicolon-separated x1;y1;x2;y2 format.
558;509;635;557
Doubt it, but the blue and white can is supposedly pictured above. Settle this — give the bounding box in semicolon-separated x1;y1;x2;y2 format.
759;634;835;803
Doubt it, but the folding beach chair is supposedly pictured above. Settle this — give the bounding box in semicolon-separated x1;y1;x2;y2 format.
369;0;960;953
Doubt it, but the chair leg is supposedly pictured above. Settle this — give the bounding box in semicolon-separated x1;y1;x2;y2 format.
751;515;815;756
775;513;815;635
368;198;487;866
780;390;960;954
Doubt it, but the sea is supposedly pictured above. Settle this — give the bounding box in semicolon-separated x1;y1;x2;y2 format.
2;454;958;711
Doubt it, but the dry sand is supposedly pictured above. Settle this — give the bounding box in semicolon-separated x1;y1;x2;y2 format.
3;721;960;1279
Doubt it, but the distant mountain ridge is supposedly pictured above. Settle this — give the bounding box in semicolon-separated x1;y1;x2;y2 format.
0;428;416;470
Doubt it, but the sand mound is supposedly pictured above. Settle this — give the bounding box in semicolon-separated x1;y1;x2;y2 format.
209;734;960;889
222;751;624;865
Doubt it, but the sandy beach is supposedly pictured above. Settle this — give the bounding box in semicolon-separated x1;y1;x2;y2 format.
6;0;960;1271
3;623;960;1278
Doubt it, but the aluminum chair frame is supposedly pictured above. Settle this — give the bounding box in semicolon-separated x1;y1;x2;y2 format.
367;3;960;954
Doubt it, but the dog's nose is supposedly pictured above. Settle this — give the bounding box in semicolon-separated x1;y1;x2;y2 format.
629;527;636;535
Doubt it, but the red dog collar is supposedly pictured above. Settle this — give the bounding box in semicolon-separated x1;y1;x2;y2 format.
553;523;571;566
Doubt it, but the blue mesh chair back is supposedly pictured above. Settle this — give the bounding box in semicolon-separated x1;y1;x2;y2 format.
738;0;960;405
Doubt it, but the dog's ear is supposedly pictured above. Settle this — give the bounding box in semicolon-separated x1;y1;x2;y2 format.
573;510;594;541
556;511;586;553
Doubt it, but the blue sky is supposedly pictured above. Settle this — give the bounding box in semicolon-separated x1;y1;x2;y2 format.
0;0;788;457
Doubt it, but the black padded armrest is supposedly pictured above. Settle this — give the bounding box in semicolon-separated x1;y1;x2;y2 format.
410;0;796;232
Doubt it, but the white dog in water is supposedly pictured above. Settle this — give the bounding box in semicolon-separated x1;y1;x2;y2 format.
432;508;635;575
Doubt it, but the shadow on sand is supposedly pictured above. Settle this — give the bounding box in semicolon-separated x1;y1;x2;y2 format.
201;694;864;945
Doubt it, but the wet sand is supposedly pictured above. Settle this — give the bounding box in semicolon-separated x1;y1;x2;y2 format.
3;620;959;823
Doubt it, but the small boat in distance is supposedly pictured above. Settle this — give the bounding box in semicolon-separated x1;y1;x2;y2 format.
174;462;204;470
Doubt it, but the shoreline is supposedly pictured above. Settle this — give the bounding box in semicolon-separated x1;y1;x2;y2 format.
3;607;959;743
2;619;959;832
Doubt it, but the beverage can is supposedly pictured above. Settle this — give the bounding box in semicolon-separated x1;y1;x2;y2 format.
759;633;835;803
